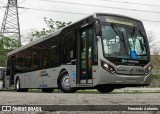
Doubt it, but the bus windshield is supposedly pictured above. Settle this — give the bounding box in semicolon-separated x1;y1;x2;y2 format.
101;23;149;60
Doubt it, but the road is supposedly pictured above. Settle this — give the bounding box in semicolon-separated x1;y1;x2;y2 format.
0;91;160;113
0;91;159;105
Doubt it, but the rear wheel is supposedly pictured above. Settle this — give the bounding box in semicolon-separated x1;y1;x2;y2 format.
97;85;114;93
42;88;54;93
15;78;28;92
58;70;77;93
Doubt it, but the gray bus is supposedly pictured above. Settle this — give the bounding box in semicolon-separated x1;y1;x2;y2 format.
0;67;6;88
3;13;152;93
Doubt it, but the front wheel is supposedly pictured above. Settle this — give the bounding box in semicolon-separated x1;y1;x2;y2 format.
97;85;114;93
58;71;77;93
15;78;28;92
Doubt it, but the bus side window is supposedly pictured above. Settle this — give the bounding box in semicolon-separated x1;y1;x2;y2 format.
62;31;76;64
24;48;32;71
32;44;41;70
41;40;50;68
50;38;56;66
15;51;24;72
50;37;61;66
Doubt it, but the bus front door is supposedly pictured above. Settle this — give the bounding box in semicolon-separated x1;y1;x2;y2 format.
77;26;93;85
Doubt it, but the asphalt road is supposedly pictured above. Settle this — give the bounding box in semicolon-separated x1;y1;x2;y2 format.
0;91;160;114
0;91;159;105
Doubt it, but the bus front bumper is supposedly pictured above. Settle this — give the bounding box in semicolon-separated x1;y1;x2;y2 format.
96;68;152;86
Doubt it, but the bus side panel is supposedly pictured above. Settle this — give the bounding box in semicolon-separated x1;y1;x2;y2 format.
92;66;100;86
13;65;77;89
30;69;52;88
14;73;27;88
4;76;10;88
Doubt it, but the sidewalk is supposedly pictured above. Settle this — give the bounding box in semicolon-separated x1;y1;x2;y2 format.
114;87;160;93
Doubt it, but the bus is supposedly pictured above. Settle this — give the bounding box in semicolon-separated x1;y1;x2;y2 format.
3;13;152;93
0;67;6;89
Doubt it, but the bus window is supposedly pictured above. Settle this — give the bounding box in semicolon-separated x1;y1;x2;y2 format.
24;48;32;71
50;37;61;66
55;37;61;65
15;51;24;72
41;40;50;68
50;37;56;66
62;31;76;64
32;44;41;70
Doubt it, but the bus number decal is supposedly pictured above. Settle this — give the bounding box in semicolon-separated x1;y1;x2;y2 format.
41;70;49;77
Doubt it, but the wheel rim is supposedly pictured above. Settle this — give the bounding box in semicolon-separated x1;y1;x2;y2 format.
61;74;71;90
16;80;19;90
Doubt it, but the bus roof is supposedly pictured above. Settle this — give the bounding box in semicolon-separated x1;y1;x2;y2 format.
7;13;142;56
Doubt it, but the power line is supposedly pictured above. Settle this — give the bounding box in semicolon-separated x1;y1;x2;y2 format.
19;7;160;23
0;7;4;12
18;0;26;5
39;0;160;14
19;8;28;15
101;0;160;7
19;7;89;15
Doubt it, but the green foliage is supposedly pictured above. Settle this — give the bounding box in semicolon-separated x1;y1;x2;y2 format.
0;36;19;66
32;17;72;39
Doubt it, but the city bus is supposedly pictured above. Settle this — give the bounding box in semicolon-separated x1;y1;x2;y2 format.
3;13;152;93
0;67;6;88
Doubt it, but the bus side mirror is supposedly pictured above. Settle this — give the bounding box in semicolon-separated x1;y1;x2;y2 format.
95;19;102;36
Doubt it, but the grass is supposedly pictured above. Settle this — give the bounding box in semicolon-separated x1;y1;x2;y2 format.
28;89;100;94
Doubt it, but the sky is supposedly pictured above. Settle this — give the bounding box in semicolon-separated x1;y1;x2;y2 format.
0;0;160;46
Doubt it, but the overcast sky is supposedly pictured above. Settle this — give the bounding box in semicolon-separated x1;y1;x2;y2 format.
0;0;160;44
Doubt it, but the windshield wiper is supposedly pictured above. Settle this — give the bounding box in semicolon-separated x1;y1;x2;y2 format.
110;23;128;55
110;23;124;41
137;54;147;56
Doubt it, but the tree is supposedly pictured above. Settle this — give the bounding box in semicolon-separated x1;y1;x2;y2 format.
147;31;158;52
147;31;160;69
0;36;19;66
31;17;71;40
21;18;71;44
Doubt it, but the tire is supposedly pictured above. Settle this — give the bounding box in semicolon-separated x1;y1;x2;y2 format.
58;70;77;93
42;88;54;93
97;85;114;93
15;78;28;92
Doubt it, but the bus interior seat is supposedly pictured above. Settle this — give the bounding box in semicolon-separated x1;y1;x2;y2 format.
110;43;119;54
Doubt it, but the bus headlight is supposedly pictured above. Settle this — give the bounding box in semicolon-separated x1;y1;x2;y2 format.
144;65;152;75
101;62;116;74
103;63;109;69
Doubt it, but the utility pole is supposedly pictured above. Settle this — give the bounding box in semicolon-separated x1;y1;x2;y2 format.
0;0;21;47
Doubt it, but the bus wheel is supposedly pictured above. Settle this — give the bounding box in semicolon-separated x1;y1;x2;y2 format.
96;85;114;93
42;88;54;93
15;78;28;92
58;71;77;93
